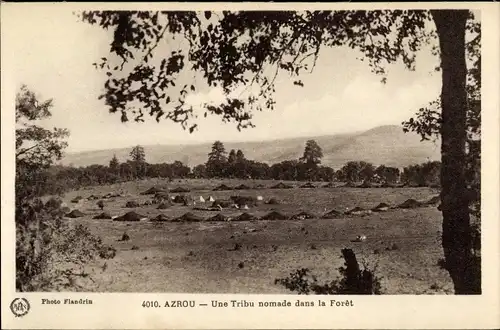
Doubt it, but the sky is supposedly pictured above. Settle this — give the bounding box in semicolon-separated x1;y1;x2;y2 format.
4;7;442;153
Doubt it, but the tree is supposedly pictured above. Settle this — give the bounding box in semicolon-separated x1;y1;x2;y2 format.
192;164;207;178
82;9;479;294
16;85;69;203
109;154;119;172
15;86;113;291
129;145;146;178
236;149;245;162
375;165;400;184
206;140;227;178
358;161;375;183
300;140;323;166
228;149;237;164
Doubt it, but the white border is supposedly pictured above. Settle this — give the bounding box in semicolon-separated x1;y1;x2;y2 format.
1;2;499;329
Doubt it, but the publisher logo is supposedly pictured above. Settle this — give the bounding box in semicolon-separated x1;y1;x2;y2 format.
10;298;30;317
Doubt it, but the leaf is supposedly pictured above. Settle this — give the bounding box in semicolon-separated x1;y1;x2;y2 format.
204;11;211;20
190;85;195;92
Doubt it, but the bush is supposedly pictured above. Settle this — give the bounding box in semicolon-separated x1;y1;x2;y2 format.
16;200;116;292
275;248;382;295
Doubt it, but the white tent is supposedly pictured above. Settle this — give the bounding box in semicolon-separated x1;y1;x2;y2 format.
199;196;205;203
256;195;264;201
207;196;215;202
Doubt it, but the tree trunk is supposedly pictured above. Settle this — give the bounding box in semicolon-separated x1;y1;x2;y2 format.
431;10;481;294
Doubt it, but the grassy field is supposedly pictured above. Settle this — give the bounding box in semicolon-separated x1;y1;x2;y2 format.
59;178;454;294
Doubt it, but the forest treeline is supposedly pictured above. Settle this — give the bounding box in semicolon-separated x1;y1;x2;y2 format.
36;140;444;196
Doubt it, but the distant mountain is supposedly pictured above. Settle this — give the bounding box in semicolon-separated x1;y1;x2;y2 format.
60;125;441;169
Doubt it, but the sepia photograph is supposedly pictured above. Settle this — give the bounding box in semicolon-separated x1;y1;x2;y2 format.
1;2;499;329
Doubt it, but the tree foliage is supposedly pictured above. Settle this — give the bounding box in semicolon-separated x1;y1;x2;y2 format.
80;10;433;132
15;86;114;291
300;139;323;166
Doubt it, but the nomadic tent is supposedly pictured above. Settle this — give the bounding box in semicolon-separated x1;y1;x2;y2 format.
271;182;293;189
174;212;204;222
371;203;391;212
345;206;371;215
234;184;251;190
290;211;316;220
113;211;147;222
208;213;229;222
125;201;140;208
261;211;289;220
397;199;423;209
235;212;258;221
213;184;233;191
66;209;85;218
424;196;441;206
140;187;166;195
157;203;171;209
93;212;112;219
170;187;190;193
321;209;343;219
150;214;170;222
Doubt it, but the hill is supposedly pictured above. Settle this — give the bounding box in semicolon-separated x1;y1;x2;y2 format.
60;125;441;169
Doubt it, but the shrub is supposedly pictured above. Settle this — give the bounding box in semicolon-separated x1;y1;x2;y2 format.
16;200;117;291
275;248;382;295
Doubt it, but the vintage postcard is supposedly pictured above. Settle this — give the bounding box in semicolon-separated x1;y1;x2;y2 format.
1;2;499;329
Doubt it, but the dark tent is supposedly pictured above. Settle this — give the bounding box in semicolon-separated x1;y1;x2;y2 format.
345;206;369;215
93;212;112;219
154;191;170;199
170;187;190;193
114;211;146;222
424;195;441;206
150;214;170;222
234;184;251;190
265;197;280;205
141;187;166;195
157;203;171;209
209;213;229;222
397;199;423;209
213;184;233;191
125;201;140;208
322;182;336;188
174;212;204;222
371;203;391;212
321;209;343;219
66;209;85;218
230;195;257;207
172;195;189;204
261;211;289;220
290;211;316;220
271;182;293;189
300;182;316;189
235;212;258;221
